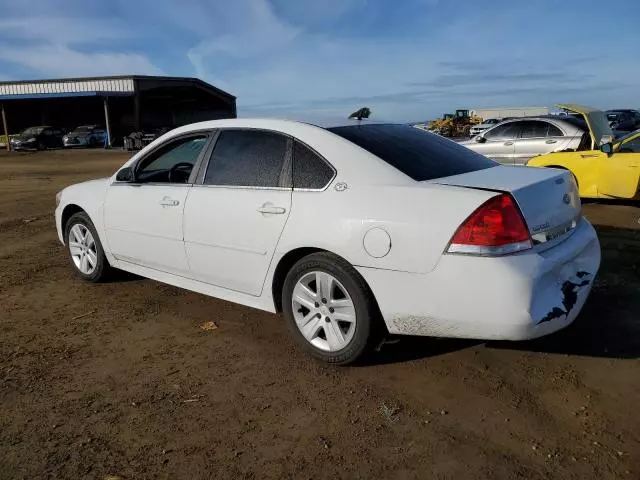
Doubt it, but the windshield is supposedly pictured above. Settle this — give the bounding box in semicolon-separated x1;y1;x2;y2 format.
327;124;496;181
21;127;45;136
71;126;93;133
607;114;618;121
615;129;640;151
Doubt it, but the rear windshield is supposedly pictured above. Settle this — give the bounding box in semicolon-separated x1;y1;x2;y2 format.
327;124;496;181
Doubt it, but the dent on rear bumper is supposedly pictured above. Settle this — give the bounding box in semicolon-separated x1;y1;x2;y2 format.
358;219;601;341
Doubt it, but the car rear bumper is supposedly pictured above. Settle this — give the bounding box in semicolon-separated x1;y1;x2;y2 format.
357;218;600;341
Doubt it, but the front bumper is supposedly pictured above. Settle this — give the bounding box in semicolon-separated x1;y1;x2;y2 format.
11;140;36;149
63;137;90;147
357;218;600;341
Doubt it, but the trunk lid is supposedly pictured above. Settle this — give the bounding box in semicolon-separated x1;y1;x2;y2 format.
430;166;581;246
556;104;614;149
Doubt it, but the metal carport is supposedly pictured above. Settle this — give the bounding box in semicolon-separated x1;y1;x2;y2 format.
0;75;236;150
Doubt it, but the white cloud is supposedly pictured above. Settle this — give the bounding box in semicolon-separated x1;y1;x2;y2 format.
0;13;163;79
187;0;300;83
0;17;130;45
0;45;164;77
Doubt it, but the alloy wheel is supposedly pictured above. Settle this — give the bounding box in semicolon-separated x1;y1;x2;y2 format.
68;224;98;275
291;271;357;352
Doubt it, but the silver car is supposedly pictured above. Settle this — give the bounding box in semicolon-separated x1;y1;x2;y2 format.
460;117;586;165
63;125;107;148
469;118;503;137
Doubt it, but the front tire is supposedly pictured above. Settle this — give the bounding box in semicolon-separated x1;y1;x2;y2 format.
64;212;111;282
282;252;382;365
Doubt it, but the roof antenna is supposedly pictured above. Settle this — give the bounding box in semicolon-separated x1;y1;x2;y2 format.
348;107;371;120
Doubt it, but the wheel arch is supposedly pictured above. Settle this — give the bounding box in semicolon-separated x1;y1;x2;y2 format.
61;204;87;242
271;247;324;312
271;247;380;314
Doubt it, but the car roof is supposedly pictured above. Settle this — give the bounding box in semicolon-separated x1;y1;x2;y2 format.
170;117;401;135
500;115;584;126
134;118;418;187
278;116;400;129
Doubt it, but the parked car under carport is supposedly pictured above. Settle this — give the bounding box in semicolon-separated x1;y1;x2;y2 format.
10;126;65;150
63;125;106;148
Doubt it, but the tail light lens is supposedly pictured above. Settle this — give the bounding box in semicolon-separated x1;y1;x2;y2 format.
447;193;532;256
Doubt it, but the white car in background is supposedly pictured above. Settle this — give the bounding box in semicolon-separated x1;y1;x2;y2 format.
469;117;504;137
55;119;600;364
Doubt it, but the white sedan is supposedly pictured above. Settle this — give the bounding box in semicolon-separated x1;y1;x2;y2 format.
55;118;601;364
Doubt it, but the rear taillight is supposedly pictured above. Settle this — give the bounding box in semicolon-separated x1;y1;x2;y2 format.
447;193;532;256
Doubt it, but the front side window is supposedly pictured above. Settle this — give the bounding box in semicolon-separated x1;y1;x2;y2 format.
293;141;334;189
204;129;289;188
136;134;208;184
328;124;495;181
619;136;640;153
484;122;519;140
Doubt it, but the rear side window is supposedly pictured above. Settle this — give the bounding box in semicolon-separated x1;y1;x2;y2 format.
518;120;550;138
293;141;334;189
204;129;289;187
327;124;495;181
547;124;563;137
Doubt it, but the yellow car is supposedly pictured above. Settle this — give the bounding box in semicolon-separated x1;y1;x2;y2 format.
527;104;640;199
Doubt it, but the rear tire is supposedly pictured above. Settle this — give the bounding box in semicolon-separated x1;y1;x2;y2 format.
64;212;112;282
282;252;383;365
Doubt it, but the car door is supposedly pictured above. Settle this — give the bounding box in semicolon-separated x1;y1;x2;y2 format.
93;128;106;146
51;128;64;147
598;152;640;198
513;120;564;165
41;128;55;148
477;121;520;164
183;129;292;296
103;132;211;275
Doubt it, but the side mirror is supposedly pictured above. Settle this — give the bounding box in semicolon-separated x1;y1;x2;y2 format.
115;167;134;182
600;143;613;156
475;135;486;143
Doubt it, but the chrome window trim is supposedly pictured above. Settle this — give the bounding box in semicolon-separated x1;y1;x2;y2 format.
191;184;291;191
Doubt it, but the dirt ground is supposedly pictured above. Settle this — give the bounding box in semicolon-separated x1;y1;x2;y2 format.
1;149;639;480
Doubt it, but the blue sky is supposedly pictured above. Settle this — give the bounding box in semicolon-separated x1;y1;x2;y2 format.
0;0;638;121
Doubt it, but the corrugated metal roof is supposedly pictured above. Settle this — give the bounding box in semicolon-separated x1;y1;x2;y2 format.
0;75;236;101
0;77;134;97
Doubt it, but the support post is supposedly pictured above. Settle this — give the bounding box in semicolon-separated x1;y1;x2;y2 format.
1;103;10;151
134;89;141;132
103;97;112;148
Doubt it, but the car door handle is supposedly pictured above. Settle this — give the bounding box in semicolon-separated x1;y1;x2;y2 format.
160;196;180;207
504;141;514;146
257;203;286;215
545;139;558;144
